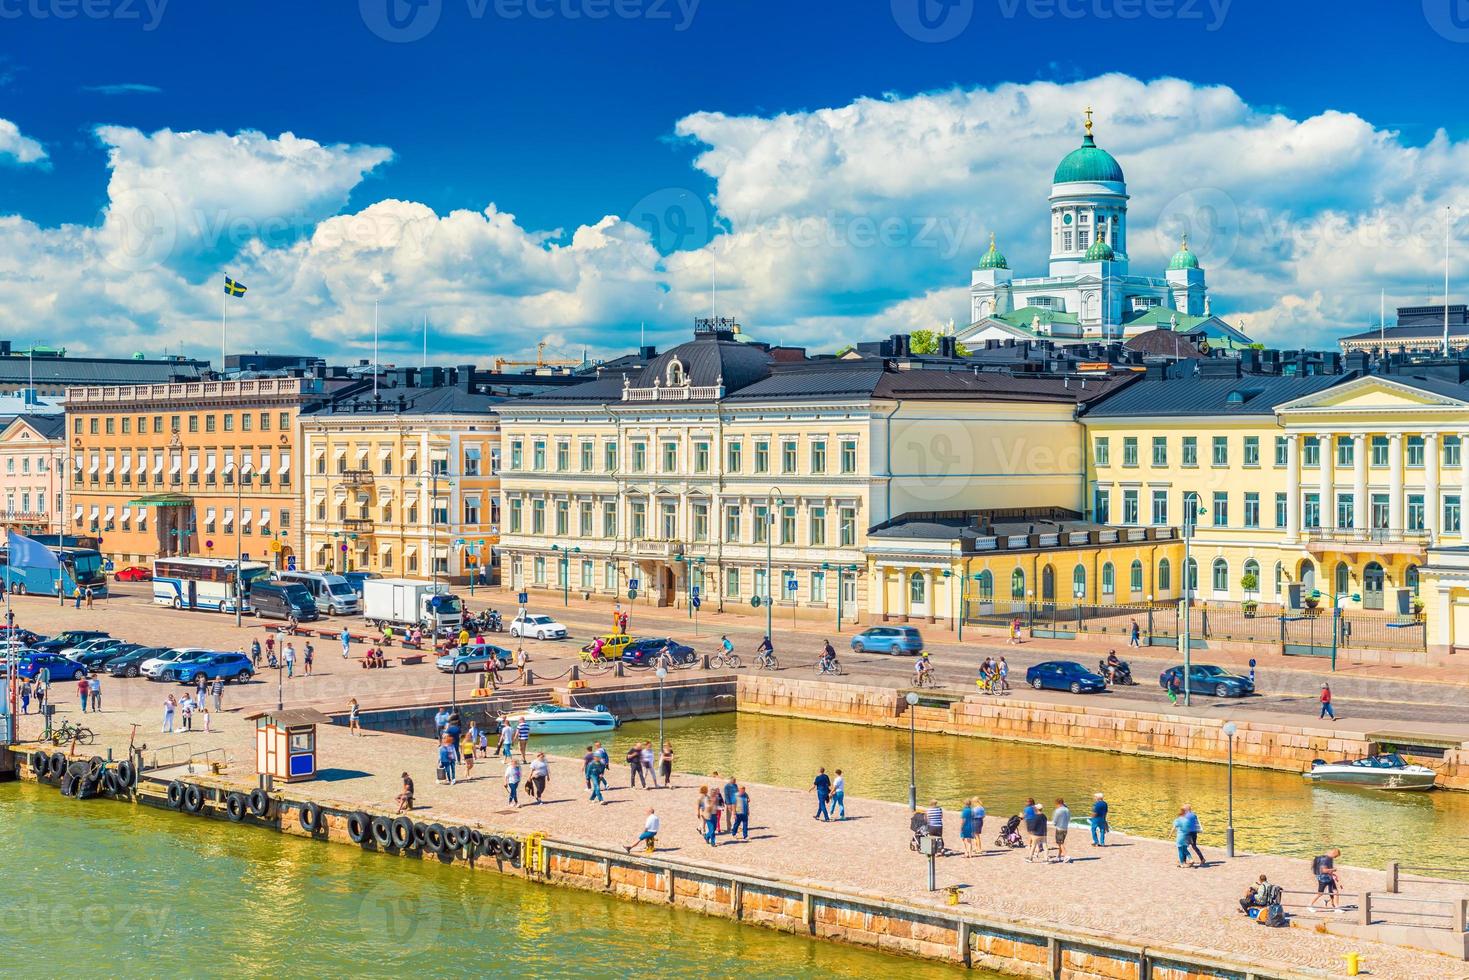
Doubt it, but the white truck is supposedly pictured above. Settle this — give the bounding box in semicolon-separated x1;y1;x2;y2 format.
362;578;463;632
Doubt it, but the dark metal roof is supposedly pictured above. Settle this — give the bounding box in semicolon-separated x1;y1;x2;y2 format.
1083;373;1345;417
635;335;774;393
0;356;207;385
1378;374;1469;401
1124;329;1204;358
518;376;629;404
10;413;65;439
305;386;506;418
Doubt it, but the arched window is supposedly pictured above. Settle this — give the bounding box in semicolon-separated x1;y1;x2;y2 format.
665;358;686;386
1211;558;1228;593
1405;564;1420;595
1299;559;1316;592
1010;567;1025;600
1243;559;1260;595
1129;559;1143;594
909;571;926;605
1334;561;1350;596
1072;563;1087;598
1041;564;1055;601
976;570;993;600
1157;558;1171;592
1274;561;1284;597
1185;557;1198;594
1102;562;1115;596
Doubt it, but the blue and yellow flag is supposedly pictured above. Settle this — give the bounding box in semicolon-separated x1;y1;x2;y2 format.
223;276;247;298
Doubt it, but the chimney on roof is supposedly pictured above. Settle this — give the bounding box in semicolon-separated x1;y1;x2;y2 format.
458;364;477;392
397;394;408;412
638;345;657;360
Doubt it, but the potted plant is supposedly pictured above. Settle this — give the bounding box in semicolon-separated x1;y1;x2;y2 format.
1412;597;1425;618
1240;572;1259;616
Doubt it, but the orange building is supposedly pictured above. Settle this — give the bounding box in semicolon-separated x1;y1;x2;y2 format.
65;377;328;568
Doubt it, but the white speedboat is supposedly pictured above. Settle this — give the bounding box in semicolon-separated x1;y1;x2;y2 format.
506;703;618;735
1303;753;1437;791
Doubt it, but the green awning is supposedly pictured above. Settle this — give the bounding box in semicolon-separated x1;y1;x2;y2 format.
127;493;194;508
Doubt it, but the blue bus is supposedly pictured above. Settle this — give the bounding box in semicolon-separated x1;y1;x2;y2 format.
0;545;109;598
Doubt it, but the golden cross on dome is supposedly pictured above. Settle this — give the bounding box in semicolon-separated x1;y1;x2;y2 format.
1084;105;1093;136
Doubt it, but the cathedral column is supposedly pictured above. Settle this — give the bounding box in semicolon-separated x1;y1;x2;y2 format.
1352;433;1368;532
1424;433;1440;542
1389;433;1405;532
1284;434;1301;544
1318;433;1334;530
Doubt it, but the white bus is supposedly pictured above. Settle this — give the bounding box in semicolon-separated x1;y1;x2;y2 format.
273;570;362;615
153;557;271;614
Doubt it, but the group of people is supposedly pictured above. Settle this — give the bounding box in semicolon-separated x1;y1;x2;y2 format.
160;691;212;733
248;635;315;676
1170;805;1209;867
974;655;1010;694
915;793;1110;863
15;677;49;714
694;775;752;845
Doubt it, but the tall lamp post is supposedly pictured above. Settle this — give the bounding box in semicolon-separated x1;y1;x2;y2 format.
1222;720;1237;856
551;544;580;606
956;570;983;642
821;562;859;632
1315;588;1360;672
763;488;783;642
655;665;668;758
1180;492;1207;706
905;690;920;809
234;465;252;628
454;538;485;596
674;554;705;635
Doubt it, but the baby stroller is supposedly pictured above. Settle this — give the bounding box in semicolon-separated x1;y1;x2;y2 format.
908;811;946;855
994;814;1024;848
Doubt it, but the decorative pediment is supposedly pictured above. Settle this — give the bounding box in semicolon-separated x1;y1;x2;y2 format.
1277;376;1469;415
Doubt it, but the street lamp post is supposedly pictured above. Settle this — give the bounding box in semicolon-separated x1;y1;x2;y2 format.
551;544;580;606
1180;492;1206;707
655;665;668;761
1315;588;1361;672
674;555;705;635
821;562;859;633
905;690;919;810
1222;720;1237;856
764;489;783;642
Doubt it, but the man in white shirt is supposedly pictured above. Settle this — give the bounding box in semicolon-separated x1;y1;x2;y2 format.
625;808;660;853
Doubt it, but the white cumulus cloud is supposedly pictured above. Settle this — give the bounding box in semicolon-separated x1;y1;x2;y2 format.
0;118;46;166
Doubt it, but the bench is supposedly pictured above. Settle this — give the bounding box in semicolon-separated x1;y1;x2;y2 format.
397;654;427;666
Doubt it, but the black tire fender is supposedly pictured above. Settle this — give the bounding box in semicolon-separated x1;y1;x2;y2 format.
424;823;448;853
101;770;123;795
483;834;501;858
225;792;247;821
166;779;185;808
346;811;371;844
48;752;67;778
391;816;414;849
183;784;205;813
29;750;46;774
501;836;521;865
247;787;271;817
60;774;77;797
86;755;105;779
115;759;135;785
468;829;484;852
412;822;429;849
371;816;393;848
453;826;473;851
299;802;325;833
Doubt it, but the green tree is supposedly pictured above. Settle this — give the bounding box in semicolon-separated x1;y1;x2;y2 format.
908;329;970;357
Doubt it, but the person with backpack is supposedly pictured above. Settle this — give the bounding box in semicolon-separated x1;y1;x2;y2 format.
1239;874;1276;914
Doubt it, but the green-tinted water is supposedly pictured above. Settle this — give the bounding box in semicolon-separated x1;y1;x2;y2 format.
0;781;984;979
533;712;1469;875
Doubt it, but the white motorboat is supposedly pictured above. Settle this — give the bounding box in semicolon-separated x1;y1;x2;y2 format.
1303;753;1437;791
506;703;618;735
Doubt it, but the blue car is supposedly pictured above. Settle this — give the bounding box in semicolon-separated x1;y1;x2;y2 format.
14;653;88;681
1159;664;1253;698
849;626;924;655
1025;660;1107;694
159;652;256;685
435;645;512;673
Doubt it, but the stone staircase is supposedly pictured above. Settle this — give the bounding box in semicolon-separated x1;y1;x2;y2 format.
481;686;555;715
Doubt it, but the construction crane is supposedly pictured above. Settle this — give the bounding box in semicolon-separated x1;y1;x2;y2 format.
493;341;584;373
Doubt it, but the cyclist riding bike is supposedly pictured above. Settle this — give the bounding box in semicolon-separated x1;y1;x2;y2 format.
721;635;734;658
914;652;935;686
755;635;777;669
818;640;838;672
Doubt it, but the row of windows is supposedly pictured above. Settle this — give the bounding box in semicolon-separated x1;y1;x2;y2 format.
3;455;53;474
506;497;859;546
1096;434;1465;469
506;436;860;477
3;492;60;514
315;543;422;575
1095;487;1463;533
84;509;291;535
312;498;499;526
973;560;1176;601
78;411;291;436
313;446;497;478
510;557;857;605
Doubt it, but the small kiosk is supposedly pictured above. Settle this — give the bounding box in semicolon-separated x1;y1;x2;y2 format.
245;708;330;783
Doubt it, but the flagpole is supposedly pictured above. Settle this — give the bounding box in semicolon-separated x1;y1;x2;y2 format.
221;283;227;374
422;314;427;370
373;301;379;399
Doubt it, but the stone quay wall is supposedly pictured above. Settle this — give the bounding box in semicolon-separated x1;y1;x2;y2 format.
734;676;1469;791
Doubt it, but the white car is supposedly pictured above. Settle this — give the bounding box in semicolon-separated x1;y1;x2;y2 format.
509;614;567;640
141;647;212;680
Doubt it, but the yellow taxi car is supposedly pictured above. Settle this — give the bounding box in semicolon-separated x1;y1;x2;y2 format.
580;633;634;663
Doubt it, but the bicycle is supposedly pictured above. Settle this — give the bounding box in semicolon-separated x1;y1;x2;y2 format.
815;658;842;676
710;651;742;669
47;719;96;745
914;667;937;689
754;650;780;671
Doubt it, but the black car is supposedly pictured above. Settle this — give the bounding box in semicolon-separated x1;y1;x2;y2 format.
1158;664;1254;698
74;640;143;670
31;629;109;654
0;627;44;646
621;638;697;667
106;646;170;678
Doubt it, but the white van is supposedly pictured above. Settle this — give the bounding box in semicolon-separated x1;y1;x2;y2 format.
273;570;361;615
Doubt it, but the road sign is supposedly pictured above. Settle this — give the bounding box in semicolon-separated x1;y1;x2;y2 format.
629;578;640;590
786;579;798;591
691;586;700;599
750;596;762;608
627;589;638;600
517;591;529;605
691;596;701;610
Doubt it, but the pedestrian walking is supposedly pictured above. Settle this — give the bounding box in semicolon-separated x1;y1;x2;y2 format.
1308;848;1343;910
1172;808;1194;868
515;646;528;680
284;643;296;679
960;798;976;857
396;772;415;813
210;677;223;712
1167;672;1182;705
505;758;521;807
250;638;261;667
84;587;94;609
264;634;275;665
516;718;530;762
625;807;659;853
529;752;549;803
439;734;457;786
593;741;610;788
1129;618;1141;647
831;769;846;819
1183;805;1206;865
627;743;646;788
639;741;655;790
997;656;1009;693
200;704;212;733
1090;792;1109;846
73;585;81;609
180;694;194;732
699;787;719;846
500;719;515;761
1008;616;1022;644
732;786;750;840
810;767;832;821
1052;798;1071;863
588;751;607;804
89;675;101;713
162;694;177;732
341;626;352;658
77;676;89;712
925;800;944;842
1318;683;1335;720
347;697;361;736
303;641;314;676
19;679;30;714
195;673;207;707
721;774;738;831
659;741;674;788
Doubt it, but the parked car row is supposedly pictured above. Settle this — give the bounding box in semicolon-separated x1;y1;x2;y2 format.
0;629;254;685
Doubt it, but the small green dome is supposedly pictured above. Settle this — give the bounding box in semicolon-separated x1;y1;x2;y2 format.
978;232;1008;270
1053;133;1125;185
1168;237;1201;270
1085;238;1115;261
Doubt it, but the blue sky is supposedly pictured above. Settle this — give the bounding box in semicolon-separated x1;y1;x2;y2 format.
0;1;1466;361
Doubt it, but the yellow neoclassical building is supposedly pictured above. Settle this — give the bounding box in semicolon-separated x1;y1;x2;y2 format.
495;321;1133;624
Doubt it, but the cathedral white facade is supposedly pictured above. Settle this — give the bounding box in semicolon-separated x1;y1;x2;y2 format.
958;111;1250;349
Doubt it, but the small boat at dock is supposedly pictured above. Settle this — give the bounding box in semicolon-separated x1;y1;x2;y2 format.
1303;753;1436;791
505;703;618;735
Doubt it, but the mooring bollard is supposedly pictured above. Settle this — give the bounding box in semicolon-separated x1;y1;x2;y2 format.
570;665;580;682
701;654;711;670
524;669;535;686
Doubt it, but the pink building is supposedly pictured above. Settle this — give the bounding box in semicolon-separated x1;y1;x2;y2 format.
0;414;66;535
